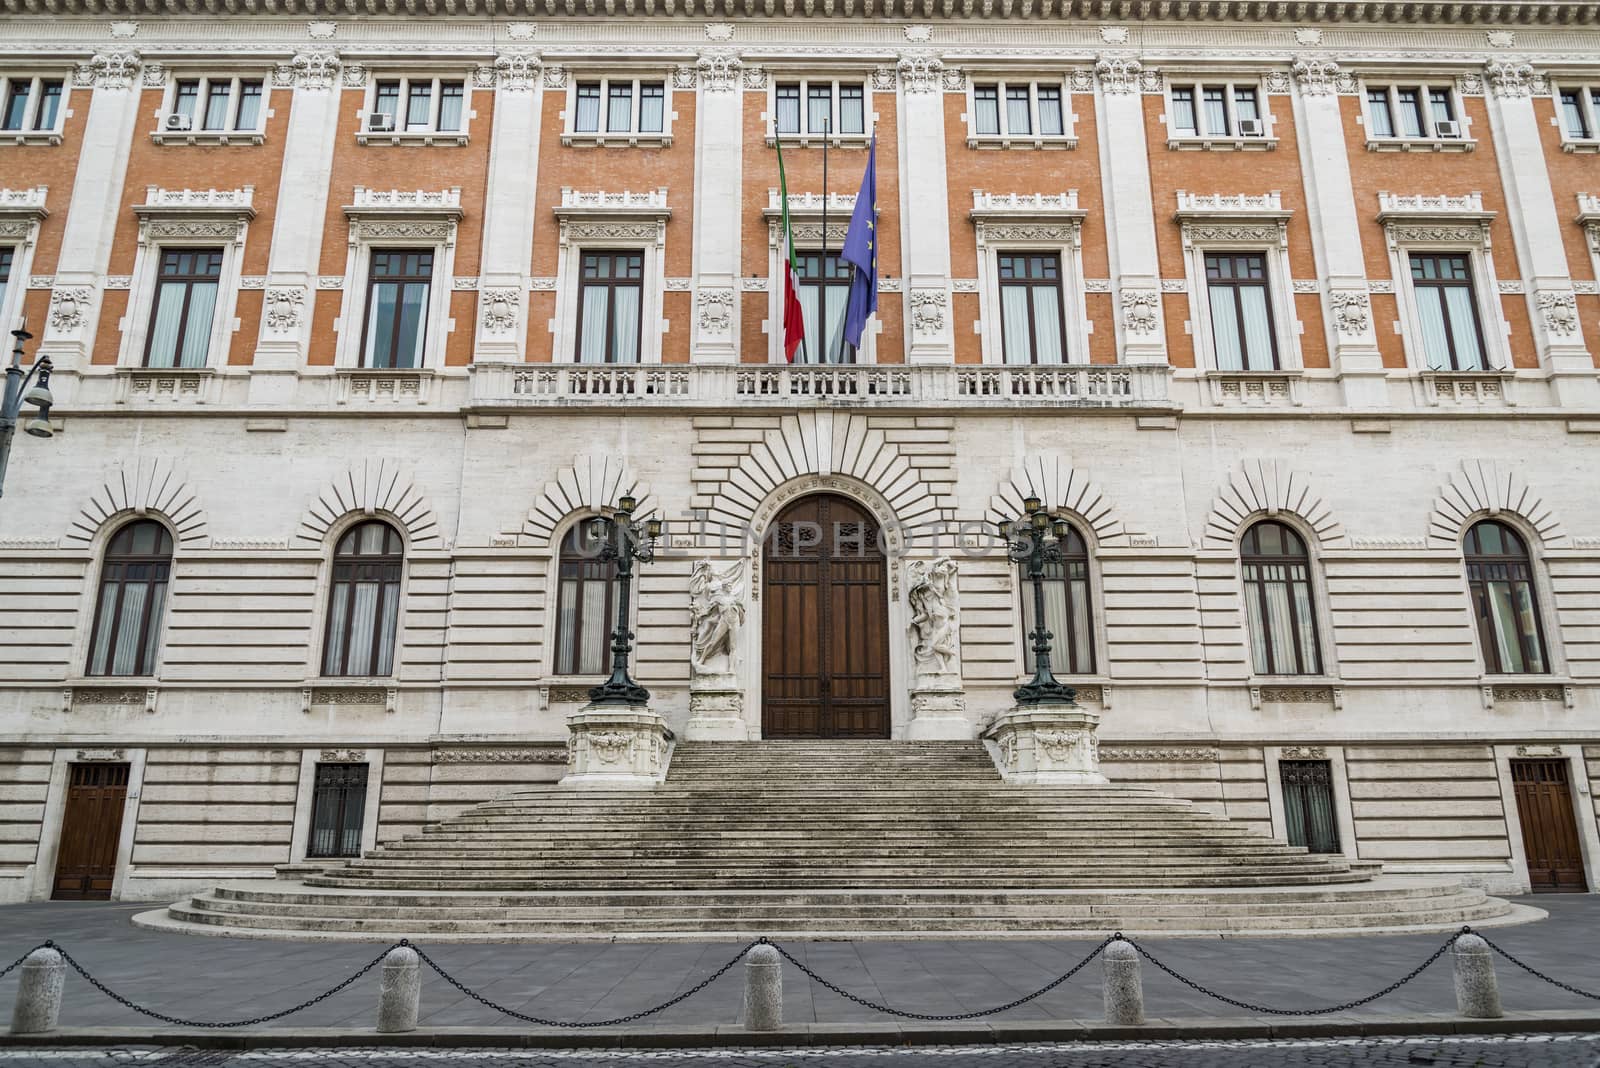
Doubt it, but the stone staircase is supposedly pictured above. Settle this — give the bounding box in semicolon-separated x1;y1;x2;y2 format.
142;741;1529;940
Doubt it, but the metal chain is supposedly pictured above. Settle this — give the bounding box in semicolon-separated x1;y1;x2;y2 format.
52;942;398;1028
407;940;757;1028
1474;930;1600;1001
1123;930;1461;1016
765;936;1114;1020
0;942;54;983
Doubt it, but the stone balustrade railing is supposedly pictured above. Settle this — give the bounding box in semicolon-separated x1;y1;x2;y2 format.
466;362;1174;410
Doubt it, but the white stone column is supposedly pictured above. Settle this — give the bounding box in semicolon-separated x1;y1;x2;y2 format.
249;51;343;404
691;53;742;364
1483;58;1599;407
1290;58;1390;408
1093;54;1165;365
473;53;543;366
896;53;954;364
40;52;144;378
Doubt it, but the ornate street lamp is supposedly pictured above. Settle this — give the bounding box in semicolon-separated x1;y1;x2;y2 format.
586;495;664;707
999;496;1079;707
0;324;55;500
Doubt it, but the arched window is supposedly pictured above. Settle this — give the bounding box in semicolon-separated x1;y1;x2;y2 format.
1241;520;1321;676
1020;523;1095;675
86;520;173;677
554;522;617;675
1465;520;1548;675
322;521;403;677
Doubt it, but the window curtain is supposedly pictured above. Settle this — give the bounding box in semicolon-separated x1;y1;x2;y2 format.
1031;286;1064;365
147;284;187;368
607;85;632;132
1000;285;1033;364
610;286;641;364
639;88;664;133
579;578;607;673
179;281;218;368
88;583;118;675
110;582;148;676
364;285;397;368
1202;91;1228;135
1485;581;1529;673
1562;93;1589;138
1304;778;1338;853
1005;88;1031;135
822;284;849;363
1414;287;1453;369
807;86;831;133
1171;90;1197;135
557;577;579;673
579;287;610;363
203;85;231;130
1238;285;1274;370
1208;285;1244;370
1282;777;1308;847
1037;91;1064;135
575;88;601;132
235;85;262;130
1261;567;1297;674
1443;286;1484;369
323;587;349;675
375;580;398;676
406;84;432;129
974;91;1000;136
839;88;864;134
1292;575;1319;674
776;90;800;135
1021;563;1091;675
346;581;379;675
437;87;463;131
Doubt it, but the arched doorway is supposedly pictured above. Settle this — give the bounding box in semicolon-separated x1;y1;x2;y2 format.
762;493;891;738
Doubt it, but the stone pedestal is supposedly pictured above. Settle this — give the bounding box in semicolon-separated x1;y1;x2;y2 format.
561;704;673;788
983;702;1107;785
906;684;974;740
684;678;749;741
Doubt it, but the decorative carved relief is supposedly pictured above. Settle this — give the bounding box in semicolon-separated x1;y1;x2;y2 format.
1120;289;1160;334
697;51;741;92
705;22;735;40
1291;56;1350;96
1100;748;1220;762
77;51;141;90
277;50;339;90
48;287;92;330
1537;290;1579;337
433;747;567;764
543;65;568;89
897;53;943;94
1094;53;1141;94
1328;290;1371;336
1485;57;1536;98
697;288;734;335
479;288;521;333
909;290;946;335
263;288;306;333
1279;745;1328;759
493;52;541;92
320;749;367;762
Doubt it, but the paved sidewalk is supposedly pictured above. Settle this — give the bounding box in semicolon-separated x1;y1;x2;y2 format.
0;898;1596;1031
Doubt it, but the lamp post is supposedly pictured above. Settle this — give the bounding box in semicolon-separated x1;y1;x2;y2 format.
1000;494;1079;707
0;325;55;500
586;495;664;707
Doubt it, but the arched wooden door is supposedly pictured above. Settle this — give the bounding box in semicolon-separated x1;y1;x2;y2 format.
762;494;891;738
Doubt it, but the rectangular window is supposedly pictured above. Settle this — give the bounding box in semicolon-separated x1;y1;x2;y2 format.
1169;83;1266;138
1171;86;1198;136
1280;760;1341;855
639;83;665;133
575;83;602;132
1367;85;1462;140
0;247;11;325
167;77;263;134
1005;85;1032;135
362;249;433;369
974;85;1001;136
576;250;644;364
1204;252;1278;371
607;82;633;132
971;81;1071;140
367;78;465;136
1;77;65;132
1020;555;1095;675
793;251;855;364
1409;252;1487;371
1202;86;1228;135
174;80;200;124
775;80;867;138
234;81;263;130
203;82;232;130
307;764;368;859
1560;87;1599;140
996;252;1066;365
145;248;223;369
1037;86;1065;136
572;79;667;138
556;525;615;676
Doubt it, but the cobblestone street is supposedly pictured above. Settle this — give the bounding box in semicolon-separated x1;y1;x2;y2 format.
3;1037;1600;1067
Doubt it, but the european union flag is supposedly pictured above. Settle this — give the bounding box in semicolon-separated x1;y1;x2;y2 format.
841;137;878;350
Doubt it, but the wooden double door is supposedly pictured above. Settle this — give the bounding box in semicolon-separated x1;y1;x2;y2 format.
762;494;891;738
1511;759;1588;893
51;762;130;901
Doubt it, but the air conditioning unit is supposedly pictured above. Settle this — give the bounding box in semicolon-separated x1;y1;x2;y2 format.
1237;117;1264;137
164;113;193;131
366;112;396;132
1435;119;1461;138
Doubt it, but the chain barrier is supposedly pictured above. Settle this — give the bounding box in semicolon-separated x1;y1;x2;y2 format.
1120;929;1463;1017
765;935;1114;1020
50;941;398;1028
407;939;757;1028
0;942;52;984
1475;929;1600;1002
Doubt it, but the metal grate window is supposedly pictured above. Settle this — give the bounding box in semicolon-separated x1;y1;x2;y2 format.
1280;759;1340;854
307;763;368;859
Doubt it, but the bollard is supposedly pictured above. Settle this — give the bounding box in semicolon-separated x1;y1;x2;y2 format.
1453;933;1502;1019
375;946;421;1033
742;944;783;1031
10;947;65;1035
1102;938;1145;1026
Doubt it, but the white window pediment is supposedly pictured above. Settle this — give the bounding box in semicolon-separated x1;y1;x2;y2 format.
552;188;670;365
115;186;255;378
1172;192;1303;391
0;186;47;334
969;191;1090;367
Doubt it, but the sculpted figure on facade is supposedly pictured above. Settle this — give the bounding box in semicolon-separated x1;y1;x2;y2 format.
689;559;745;681
907;557;960;683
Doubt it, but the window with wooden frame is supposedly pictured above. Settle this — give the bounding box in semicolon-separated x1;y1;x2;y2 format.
1241;520;1322;677
573;79;666;136
1559;86;1600;144
361;249;433;370
86;521;173;678
322;521;404;678
1204;252;1279;371
1465;520;1549;676
554;524;617;676
793;250;856;365
1;75;64;134
1168;82;1266;139
360;76;468;143
575;250;644;364
143;248;223;369
307;763;368;859
968;80;1071;146
1364;84;1465;143
996;252;1068;365
771;78;868;142
1019;522;1095;676
164;76;264;135
1409;252;1489;371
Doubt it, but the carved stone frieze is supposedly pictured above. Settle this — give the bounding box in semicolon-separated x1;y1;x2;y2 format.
433;747;568;764
492;52;541;92
77;51;141;90
909;289;947;335
897;52;943;94
1279;745;1328;759
1100;747;1221;762
320;748;368;762
1485;57;1537;98
76;748;127;761
276;50;339;90
263;287;306;333
1120;288;1160;334
1537;290;1579;337
697;51;741;92
1095;53;1141;94
1328;290;1371;336
49;287;93;330
479;288;521;333
696;288;734;335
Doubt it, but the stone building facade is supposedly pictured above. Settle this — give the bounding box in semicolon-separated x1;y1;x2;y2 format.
2;6;1600;906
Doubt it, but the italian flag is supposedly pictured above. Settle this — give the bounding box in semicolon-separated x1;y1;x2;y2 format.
775;136;807;363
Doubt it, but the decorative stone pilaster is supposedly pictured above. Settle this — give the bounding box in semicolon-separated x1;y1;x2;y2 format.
984;703;1107;785
561;705;673;788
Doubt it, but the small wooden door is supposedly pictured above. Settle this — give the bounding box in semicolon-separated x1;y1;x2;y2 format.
51;762;130;901
762;494;890;738
1512;759;1588;893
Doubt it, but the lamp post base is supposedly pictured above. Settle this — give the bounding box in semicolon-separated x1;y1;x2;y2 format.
561;704;674;788
983;702;1107;785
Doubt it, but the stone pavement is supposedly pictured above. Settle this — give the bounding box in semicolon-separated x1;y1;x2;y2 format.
1;898;1598;1032
2;1037;1600;1067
